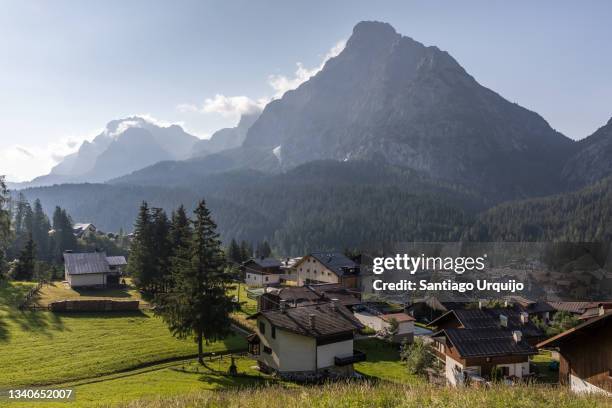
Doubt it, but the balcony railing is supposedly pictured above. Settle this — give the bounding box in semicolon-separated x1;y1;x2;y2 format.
334;349;366;366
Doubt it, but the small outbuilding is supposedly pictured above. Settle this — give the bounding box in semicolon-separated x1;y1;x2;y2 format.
64;252;125;288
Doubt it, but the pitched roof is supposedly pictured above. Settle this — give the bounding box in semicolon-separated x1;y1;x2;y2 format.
64;252;110;275
249;302;363;338
308;252;358;276
546;301;593;314
441;328;537;358
537;312;612;348
264;284;362;307
429;308;544;338
244;257;282;269
106;256;127;266
73;223;95;230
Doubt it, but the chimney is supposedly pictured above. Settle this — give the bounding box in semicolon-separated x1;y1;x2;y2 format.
499;314;508;328
512;330;522;343
599;304;605;316
520;312;529;324
279;299;287;313
308;314;316;329
504;300;509;308
478;300;484;309
330;298;339;311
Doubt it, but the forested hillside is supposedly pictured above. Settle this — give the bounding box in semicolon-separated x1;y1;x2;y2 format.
467;176;612;241
20;161;477;255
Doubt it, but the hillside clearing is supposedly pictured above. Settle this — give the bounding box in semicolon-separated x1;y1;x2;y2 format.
0;282;246;388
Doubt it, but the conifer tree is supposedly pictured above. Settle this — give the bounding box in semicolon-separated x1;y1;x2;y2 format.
128;202;156;291
227;239;242;264
157;199;234;364
13;235;36;281
51;206;76;263
151;207;172;291
239;240;253;261
31;199;50;261
0;177;10;279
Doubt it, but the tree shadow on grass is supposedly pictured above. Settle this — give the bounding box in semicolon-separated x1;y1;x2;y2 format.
73;287;134;298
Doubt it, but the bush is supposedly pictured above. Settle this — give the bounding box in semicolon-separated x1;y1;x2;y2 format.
400;337;435;376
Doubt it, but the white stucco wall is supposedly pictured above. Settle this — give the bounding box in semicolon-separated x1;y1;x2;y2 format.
245;272;280;287
353;313;414;336
317;339;354;369
570;375;612;396
68;273;106;287
255;316;317;372
446;355;464;386
496;361;529;378
296;256;339;286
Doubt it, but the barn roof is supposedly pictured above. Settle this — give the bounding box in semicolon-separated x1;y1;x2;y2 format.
106;256;127;266
64;252;110;275
245;257;282;269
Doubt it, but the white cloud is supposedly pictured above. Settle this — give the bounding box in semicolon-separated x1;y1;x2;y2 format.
0;137;82;182
268;40;346;98
178;95;266;118
177;40;346;117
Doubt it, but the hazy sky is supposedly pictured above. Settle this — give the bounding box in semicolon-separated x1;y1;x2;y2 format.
1;1;611;181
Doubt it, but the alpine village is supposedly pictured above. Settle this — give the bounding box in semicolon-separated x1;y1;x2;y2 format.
1;19;612;408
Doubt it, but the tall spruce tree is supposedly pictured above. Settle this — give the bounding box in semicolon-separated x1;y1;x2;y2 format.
239;240;253;261
151;207;172;291
227;239;242;264
0;177;10;278
51;206;76;263
127;202;156;291
13;235;36;281
157;199;234;364
256;241;272;258
31;199;51;261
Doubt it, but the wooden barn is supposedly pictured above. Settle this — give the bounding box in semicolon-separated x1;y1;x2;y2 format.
537;312;611;395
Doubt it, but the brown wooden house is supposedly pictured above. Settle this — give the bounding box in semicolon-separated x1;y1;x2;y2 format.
537;312;611;395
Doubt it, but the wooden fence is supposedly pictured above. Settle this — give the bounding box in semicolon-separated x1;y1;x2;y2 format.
18;280;47;310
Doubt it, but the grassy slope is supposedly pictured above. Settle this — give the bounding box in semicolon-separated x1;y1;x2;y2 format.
119;382;609;408
0;282;246;388
35;280;148;307
354;339;422;384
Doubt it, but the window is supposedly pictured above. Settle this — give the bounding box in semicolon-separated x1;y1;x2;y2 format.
263;346;272;354
259;322;265;334
265;276;268;282
271;326;276;339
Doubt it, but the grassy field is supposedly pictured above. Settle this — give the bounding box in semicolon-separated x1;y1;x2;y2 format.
353;338;422;384
117;382;610;408
7;356;283;408
228;283;258;315
34;280;148;307
0;281;247;388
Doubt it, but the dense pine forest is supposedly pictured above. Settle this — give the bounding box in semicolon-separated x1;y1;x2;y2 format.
5;161;612;257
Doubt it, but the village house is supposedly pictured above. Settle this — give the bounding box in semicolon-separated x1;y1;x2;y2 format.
547;301;612;321
247;301;365;379
295;252;360;288
63;252;127;288
243;257;283;287
537;311;611;395
353;304;415;343
406;294;473;322
73;223;97;238
257;283;362;312
505;296;556;322
428;307;546;345
431;327;537;386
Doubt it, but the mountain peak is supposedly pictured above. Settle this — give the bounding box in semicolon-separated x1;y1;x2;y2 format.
347;21;400;50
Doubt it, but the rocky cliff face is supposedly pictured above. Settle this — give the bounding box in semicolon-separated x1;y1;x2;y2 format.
244;21;574;198
190;111;261;158
563;117;612;189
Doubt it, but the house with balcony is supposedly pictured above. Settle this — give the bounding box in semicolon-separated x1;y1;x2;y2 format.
247;301;365;379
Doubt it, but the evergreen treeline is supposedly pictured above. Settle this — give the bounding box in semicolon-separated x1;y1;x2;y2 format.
128;199;234;364
467;175;612;241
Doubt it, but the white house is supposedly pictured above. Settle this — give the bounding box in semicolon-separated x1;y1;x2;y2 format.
294;252;360;288
243;257;282;287
247;301;365;379
73;223;97;238
353;309;415;343
63;252;126;288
